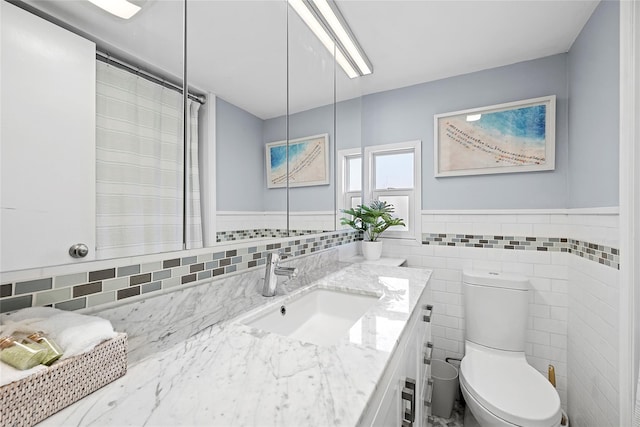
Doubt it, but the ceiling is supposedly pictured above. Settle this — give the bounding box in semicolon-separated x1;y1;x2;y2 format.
24;0;599;119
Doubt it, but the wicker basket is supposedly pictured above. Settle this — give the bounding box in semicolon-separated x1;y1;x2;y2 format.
0;333;127;427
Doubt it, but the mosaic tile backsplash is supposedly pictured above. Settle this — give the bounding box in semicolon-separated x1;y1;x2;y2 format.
216;229;328;242
0;226;619;315
422;233;620;269
0;231;358;314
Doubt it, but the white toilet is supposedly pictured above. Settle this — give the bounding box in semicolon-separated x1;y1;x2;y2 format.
459;270;562;427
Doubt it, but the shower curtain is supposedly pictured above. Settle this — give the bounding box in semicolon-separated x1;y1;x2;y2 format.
95;61;202;258
185;99;203;249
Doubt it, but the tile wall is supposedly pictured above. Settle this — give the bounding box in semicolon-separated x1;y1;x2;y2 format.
567;254;620;426
216;228;327;242
382;209;620;411
216;211;335;234
0;230;358;314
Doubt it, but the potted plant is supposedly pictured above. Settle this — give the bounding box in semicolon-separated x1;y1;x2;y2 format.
340;200;405;260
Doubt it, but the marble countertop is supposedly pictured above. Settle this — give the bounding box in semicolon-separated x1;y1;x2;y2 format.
41;263;432;427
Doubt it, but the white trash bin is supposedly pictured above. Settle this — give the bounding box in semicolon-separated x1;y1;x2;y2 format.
431;359;459;418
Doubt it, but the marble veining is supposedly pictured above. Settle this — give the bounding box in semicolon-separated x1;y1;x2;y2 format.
40;259;432;427
90;250;345;363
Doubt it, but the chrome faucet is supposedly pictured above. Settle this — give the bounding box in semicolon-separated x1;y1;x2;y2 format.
262;251;298;297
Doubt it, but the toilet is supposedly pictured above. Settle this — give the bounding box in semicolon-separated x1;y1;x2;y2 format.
459;270;562;427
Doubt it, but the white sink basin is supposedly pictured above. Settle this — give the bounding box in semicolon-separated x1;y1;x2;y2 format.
241;287;381;346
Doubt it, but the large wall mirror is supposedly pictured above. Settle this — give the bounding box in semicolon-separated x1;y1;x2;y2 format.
1;0;362;273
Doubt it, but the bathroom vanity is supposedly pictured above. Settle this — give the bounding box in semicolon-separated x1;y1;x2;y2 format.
37;262;432;427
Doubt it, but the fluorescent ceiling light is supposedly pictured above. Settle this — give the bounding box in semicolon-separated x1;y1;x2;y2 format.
288;0;371;79
312;0;371;75
87;0;141;19
466;114;482;122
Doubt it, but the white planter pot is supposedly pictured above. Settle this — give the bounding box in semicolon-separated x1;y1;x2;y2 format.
362;240;383;261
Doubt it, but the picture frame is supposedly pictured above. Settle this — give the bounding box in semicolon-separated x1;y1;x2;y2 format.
266;133;330;188
434;95;556;177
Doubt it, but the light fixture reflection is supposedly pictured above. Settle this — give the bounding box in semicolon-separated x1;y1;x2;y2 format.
87;0;142;19
466;114;482;122
288;0;371;79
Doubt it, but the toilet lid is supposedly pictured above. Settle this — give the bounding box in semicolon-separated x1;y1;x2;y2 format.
460;351;562;427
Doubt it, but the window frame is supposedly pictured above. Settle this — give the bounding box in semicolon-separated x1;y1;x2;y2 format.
337;147;363;220
363;140;422;241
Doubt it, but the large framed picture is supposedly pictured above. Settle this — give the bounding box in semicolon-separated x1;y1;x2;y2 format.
266;133;330;188
434;95;556;177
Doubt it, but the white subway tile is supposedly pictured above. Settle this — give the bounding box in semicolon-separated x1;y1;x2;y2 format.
445;222;474;234
532;223;570;237
432;268;461;282
529;303;551;318
533;264;568;280
445;281;462;294
550;307;568;321
501;223;534;236
516;250;552;265
533;317;567;335
422;256;448;269
472;222;502;236
432;290;461;306
445;304;463;318
432;313;460;329
445;327;464;341
549;333;567;349
516;214;551;224
551;279;568;294
529;277;552;292
526;329;551;346
422;222;447;233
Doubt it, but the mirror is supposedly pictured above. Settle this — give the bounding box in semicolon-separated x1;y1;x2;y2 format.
187;1;288;245
286;4;336;236
1;0;353;273
1;0;186;271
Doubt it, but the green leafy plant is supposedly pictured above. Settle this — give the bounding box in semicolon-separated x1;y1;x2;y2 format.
340;200;405;242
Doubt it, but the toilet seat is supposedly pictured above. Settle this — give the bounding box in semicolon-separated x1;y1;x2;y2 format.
460;345;562;427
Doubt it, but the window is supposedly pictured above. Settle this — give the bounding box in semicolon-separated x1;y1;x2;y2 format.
338;148;363;213
364;140;421;241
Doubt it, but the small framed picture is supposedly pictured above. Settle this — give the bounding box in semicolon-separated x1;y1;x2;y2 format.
266;133;330;188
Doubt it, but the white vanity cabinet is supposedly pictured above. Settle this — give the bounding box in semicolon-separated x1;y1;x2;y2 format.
1;1;96;271
360;297;434;427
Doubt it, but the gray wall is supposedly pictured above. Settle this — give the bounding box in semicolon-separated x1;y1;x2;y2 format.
568;0;619;208
362;54;569;210
262;98;363;212
217;2;618;212
261;115;287;212
216;97;265;211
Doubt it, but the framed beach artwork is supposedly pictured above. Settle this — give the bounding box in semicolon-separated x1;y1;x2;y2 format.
266;133;330;188
434;95;556;177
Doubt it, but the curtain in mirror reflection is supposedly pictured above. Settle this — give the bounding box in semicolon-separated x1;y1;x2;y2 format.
95;62;202;258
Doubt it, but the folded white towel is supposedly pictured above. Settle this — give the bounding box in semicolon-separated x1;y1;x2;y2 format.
0;362;47;387
0;308;118;386
29;313;117;359
1;308;117;360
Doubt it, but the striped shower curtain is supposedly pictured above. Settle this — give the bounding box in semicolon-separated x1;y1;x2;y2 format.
95;61;202;258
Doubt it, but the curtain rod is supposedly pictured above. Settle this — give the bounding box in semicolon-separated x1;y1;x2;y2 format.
96;51;206;105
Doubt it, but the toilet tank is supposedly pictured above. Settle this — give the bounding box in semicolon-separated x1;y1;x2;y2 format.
463;270;530;352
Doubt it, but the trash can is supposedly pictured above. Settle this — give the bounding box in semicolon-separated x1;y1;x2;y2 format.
431;359;459;419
